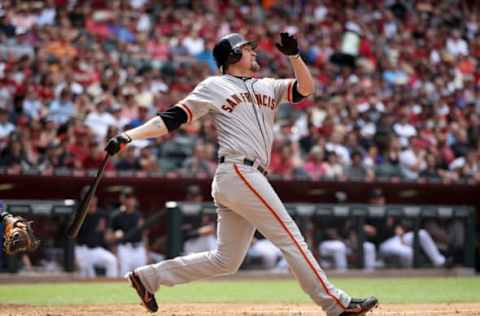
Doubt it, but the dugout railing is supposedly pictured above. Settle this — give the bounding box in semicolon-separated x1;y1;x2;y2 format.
0;200;475;273
166;202;476;269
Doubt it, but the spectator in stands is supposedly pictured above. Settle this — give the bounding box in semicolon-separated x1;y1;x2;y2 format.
22;86;44;121
128;103;151;129
376;137;402;179
82;140;115;171
109;187;147;277
84;97;117;141
270;141;307;179
181;142;214;178
75;187;118;278
116;146;142;171
324;151;344;180
139;146;160;173
399;139;427;180
0;107;15;139
0;134;24;171
393;112;417;147
344;150;374;181
303;145;327;180
42;142;70;173
0;0;479;184
461;150;480;181
47;89;76;125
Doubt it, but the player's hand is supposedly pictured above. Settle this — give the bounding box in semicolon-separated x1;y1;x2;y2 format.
275;32;299;56
105;133;132;156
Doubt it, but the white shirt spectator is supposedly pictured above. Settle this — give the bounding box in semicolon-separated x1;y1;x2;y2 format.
23;98;43;120
0;118;14;139
399;148;425;180
446;37;469;57
360;122;376;138
48;98;76;124
0;109;15;139
130;0;148;9
183;36;205;56
314;5;328;21
325;162;344;179
384;21;397;39
393;121;417;147
137;13;151;33
85;110;117;140
37;7;56;26
430;49;441;64
326;142;351;165
10;12;36;34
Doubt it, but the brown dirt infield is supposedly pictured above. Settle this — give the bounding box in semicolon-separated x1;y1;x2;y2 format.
1;303;480;316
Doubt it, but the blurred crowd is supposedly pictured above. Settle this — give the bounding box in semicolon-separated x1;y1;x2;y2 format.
0;0;480;183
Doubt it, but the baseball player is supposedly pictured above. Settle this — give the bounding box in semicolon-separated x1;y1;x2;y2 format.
105;33;378;316
75;188;118;278
108;187;148;277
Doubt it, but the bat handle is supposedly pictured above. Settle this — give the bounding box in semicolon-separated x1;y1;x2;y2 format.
95;153;111;180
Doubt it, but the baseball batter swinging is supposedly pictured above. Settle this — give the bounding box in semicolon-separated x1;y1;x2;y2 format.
105;32;378;316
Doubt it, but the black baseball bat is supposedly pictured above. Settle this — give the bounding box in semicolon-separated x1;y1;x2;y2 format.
66;153;110;239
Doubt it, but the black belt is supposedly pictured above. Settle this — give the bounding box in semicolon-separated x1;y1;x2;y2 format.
219;156;268;176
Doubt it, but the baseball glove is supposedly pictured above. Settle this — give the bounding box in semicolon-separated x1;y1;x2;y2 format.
2;213;39;255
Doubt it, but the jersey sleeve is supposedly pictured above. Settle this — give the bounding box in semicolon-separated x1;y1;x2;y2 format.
175;77;221;124
270;78;296;104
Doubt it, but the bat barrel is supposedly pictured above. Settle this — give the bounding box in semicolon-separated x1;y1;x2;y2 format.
66;154;110;239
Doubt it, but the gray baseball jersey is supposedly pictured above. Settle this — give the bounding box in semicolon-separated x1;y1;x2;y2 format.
176;74;295;167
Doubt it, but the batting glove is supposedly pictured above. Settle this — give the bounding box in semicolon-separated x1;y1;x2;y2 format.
105;133;132;156
275;32;299;56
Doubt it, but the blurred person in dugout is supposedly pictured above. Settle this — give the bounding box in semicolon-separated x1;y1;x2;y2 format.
247;231;288;271
366;189;448;268
182;185;217;255
317;217;377;271
108;187;147;276
75;187;118;278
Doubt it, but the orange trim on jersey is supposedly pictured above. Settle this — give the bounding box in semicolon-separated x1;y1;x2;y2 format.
176;103;193;123
233;164;347;310
287;80;293;102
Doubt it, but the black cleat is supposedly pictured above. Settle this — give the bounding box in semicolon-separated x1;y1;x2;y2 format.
339;296;378;315
127;271;158;313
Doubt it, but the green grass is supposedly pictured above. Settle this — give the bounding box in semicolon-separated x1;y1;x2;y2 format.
0;277;479;305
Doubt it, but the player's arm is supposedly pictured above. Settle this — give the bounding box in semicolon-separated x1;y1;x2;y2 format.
288;56;315;97
128;107;186;140
104;107;187;155
105;80;214;156
276;32;315;99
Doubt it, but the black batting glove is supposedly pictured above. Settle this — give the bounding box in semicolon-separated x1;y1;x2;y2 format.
275;32;299;56
105;133;132;156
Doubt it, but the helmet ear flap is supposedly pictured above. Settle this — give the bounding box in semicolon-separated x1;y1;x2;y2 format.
227;47;242;65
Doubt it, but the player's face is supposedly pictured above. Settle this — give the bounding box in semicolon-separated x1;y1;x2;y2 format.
238;44;260;72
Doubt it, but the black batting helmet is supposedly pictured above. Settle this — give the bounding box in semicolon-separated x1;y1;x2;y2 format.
212;33;256;72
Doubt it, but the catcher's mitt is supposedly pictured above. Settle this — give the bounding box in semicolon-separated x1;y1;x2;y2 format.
2;213;39;255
